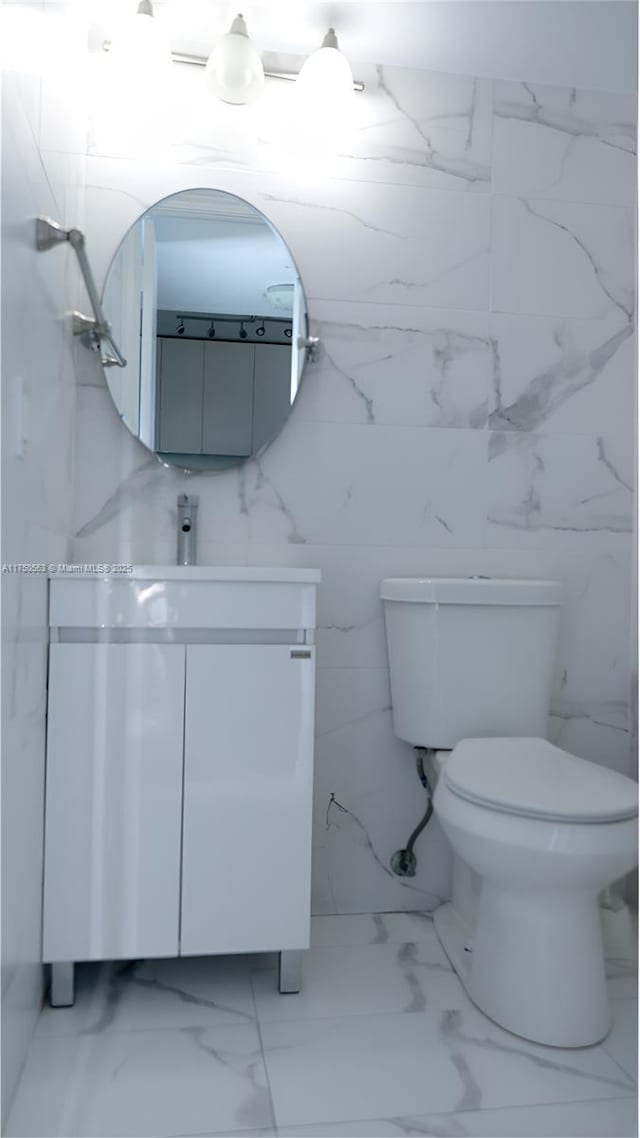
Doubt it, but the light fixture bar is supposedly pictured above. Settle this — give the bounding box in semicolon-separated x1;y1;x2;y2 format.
107;44;365;91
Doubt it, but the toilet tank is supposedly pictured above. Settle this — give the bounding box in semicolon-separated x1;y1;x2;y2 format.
381;578;563;749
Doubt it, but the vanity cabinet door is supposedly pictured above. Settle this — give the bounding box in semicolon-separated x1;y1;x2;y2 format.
180;644;315;956
42;643;185;963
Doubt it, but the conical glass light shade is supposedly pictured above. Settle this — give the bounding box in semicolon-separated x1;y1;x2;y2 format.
109;1;171;77
295;28;355;146
205;13;264;104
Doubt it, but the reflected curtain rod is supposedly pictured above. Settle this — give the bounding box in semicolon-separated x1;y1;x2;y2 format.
173;312;292;325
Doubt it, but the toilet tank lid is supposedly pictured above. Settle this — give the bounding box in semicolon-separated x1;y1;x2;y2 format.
445;738;639;823
379;578;563;605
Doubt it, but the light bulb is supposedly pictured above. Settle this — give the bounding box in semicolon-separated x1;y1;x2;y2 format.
108;1;171;77
205;13;264;105
93;1;172;156
296;28;355;147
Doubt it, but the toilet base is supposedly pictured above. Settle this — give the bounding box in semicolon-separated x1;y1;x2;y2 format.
433;901;473;986
434;896;611;1048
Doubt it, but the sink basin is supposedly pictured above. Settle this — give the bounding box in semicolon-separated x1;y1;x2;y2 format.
51;565;321;584
49;566;321;630
132;565;321;583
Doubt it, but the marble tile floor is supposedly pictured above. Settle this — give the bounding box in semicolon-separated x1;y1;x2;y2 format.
6;913;637;1138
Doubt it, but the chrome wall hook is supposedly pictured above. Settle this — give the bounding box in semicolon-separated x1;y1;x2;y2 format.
35;217;127;368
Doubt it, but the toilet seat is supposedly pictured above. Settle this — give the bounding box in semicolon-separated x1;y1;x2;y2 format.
445;737;639;824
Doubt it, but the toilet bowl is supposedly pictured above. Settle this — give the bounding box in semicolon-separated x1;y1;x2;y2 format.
380;577;639;1048
433;737;638;1047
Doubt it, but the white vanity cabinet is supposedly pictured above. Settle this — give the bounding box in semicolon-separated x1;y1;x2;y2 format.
42;568;320;1005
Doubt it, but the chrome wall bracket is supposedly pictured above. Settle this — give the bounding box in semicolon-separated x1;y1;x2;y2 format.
298;335;320;363
35;217;127;369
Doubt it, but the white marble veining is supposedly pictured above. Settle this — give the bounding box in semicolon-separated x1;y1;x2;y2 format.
83;156;492;311
487;429;633;542
491;195;634;320
260;1007;633;1127
6;916;637;1137
2;4;637;1132
277;1098;638;1136
488;311;635;440
6;1023;273;1138
342;67;493;193
1;5;87;1122
34;20;639;927
493;82;636;206
89;58;493;196
297;303;492;429
35;957;257;1039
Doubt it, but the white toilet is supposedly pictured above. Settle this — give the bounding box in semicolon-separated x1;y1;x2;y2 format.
381;577;638;1048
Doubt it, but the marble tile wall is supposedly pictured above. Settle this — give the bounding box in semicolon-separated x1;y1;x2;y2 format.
70;57;637;915
1;0;86;1122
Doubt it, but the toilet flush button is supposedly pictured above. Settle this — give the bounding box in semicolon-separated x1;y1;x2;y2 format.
464;938;474;953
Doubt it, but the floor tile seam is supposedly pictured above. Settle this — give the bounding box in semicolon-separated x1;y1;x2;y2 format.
436;1089;640;1115
32;1016;262;1042
599;1043;639;1086
277;1092;640;1134
307;933;444;945
305;945;448;952
314;911;436;919
251;1001;620;1033
274;939;453;957
169;1130;278;1138
255;1007;438;1029
248;964;279;1135
171;1131;278;1138
252;1088;640;1136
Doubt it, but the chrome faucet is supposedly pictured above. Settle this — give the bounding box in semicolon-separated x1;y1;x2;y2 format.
177;494;198;566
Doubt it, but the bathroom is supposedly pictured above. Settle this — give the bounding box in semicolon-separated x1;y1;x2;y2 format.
1;0;638;1134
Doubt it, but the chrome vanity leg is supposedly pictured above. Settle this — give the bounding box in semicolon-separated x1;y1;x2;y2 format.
50;962;74;1007
278;950;302;994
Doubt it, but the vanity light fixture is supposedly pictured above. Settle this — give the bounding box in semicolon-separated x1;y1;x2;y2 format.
103;9;364;104
106;0;171;75
295;28;356;121
204;13;265;105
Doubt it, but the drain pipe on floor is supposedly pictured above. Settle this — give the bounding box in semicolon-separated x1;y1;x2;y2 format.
390;748;436;877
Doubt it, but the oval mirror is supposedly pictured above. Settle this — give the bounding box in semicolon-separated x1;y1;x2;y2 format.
102;188;309;471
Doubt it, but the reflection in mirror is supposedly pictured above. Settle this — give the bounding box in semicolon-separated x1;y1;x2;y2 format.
103;189;308;471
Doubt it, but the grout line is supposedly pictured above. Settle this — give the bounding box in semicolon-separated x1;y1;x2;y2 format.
249;965;280;1136
600;1017;639;1086
279;1091;639;1134
600;1049;639;1087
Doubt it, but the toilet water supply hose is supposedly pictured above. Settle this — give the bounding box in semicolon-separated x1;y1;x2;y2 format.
390;749;434;877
